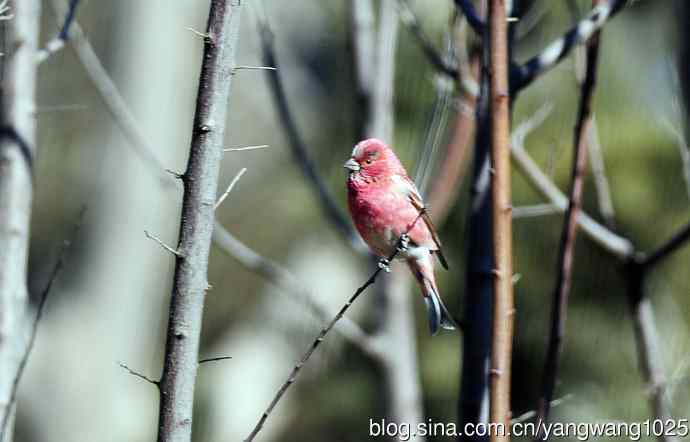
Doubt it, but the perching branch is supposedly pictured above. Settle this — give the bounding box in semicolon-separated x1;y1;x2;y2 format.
537;7;603;427
36;0;81;63
0;0;41;435
244;216;422;442
512;0;627;92
156;2;244;441
487;0;515;439
256;13;360;250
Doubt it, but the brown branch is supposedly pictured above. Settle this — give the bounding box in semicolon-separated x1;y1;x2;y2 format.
488;0;514;439
243;216;422;442
255;13;360;250
0;0;41;435
536;2;603;428
156;2;244;441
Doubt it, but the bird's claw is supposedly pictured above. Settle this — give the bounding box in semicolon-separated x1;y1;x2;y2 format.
378;258;391;273
397;233;410;253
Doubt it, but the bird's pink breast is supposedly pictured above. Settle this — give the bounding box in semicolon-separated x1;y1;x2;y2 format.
347;176;434;257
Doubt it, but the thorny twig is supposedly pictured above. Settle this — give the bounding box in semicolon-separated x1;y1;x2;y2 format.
244;214;423;442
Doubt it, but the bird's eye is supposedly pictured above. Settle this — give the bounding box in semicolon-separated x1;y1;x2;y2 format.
365;159;372;164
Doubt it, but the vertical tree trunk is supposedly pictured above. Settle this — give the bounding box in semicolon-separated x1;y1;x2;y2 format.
0;0;41;437
157;2;243;441
487;0;514;440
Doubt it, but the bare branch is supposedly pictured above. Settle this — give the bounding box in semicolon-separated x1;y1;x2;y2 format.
199;356;232;364
36;0;81;63
157;2;244;440
212;222;382;359
397;0;458;77
233;65;276;72
223;144;269;152
144;230;181;257
118;362;159;387
511;141;634;260
0;210;83;440
244;216;423;442
512;0;627;92
487;0;515;438
47;0;174;186
455;0;485;35
537;10;603;426
639;221;690;270
512;204;560;219
215;167;247;209
256;13;361;250
0;0;41;434
586;116;617;228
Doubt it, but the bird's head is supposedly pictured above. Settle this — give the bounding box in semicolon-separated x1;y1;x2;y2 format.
344;138;405;179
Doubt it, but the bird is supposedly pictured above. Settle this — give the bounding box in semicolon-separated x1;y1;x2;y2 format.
344;138;457;335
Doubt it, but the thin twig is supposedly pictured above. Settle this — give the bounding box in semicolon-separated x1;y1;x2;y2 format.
199;356;232;364
144;230;181;257
487;0;515;439
0;210;84;440
662;119;690;203
255;12;361;250
215;167;247;209
224;144;269;152
537;7;603;428
511;394;573;424
118;362;159;387
244;215;422;442
36;0;81;63
397;0;458;77
639;222;690;270
512;0;627;92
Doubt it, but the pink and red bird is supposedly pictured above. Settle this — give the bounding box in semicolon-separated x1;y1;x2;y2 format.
345;138;457;335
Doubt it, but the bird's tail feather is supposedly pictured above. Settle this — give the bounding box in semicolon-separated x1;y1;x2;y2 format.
408;258;458;335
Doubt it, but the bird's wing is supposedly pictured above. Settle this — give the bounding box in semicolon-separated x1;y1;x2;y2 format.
395;175;449;270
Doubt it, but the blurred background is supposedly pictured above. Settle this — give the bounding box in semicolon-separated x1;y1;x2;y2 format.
11;0;690;440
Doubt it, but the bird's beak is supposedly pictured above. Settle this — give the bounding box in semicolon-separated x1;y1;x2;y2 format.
344;158;360;172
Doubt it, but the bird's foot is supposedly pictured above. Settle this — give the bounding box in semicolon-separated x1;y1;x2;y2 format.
378;258;391;273
397;233;410;253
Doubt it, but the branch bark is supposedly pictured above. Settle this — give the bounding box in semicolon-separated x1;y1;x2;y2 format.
156;2;243;441
487;1;514;440
0;0;41;436
537;2;603;427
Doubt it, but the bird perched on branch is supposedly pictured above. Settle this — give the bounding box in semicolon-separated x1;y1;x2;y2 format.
345;138;457;335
